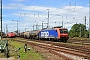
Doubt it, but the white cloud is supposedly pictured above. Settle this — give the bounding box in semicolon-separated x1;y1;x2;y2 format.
14;0;25;2
3;3;24;9
3;3;89;32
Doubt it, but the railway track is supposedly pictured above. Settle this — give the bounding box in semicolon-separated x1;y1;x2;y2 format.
10;38;90;60
67;38;90;46
28;41;90;60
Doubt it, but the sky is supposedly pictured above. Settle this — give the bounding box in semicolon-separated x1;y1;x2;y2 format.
2;0;89;33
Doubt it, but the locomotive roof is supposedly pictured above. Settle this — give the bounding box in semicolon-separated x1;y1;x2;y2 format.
53;26;62;28
42;26;67;30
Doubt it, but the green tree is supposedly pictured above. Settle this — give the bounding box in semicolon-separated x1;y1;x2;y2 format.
69;23;87;37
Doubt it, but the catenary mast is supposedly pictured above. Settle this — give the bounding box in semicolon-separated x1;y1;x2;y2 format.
0;0;2;40
89;0;90;38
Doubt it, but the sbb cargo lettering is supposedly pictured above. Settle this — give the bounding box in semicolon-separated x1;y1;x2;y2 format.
41;31;49;37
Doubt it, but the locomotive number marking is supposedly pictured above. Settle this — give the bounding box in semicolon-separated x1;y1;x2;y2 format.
41;31;49;37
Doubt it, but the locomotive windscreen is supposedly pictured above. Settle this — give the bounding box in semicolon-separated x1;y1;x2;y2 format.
60;29;68;34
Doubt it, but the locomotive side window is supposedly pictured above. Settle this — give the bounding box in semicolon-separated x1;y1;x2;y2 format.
60;29;68;33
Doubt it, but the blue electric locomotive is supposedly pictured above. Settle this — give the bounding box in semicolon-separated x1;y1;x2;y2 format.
38;27;69;42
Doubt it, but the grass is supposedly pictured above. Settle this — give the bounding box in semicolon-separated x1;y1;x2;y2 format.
8;40;45;60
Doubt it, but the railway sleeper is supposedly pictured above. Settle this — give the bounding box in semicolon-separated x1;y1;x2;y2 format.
37;44;90;59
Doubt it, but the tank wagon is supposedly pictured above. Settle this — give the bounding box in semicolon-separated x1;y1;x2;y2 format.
23;30;40;39
38;27;69;42
24;31;30;39
6;32;16;38
30;30;40;39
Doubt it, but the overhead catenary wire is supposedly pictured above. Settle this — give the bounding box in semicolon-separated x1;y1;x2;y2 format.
68;0;87;13
2;0;89;32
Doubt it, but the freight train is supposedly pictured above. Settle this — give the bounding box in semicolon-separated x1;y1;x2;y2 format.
20;27;69;42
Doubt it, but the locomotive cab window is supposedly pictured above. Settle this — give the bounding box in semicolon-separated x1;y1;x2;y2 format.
55;30;57;32
60;29;68;34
